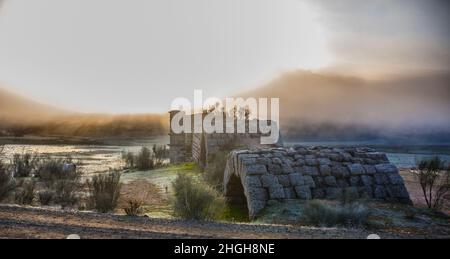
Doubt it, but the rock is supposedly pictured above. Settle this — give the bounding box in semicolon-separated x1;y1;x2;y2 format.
343;187;359;200
349;176;361;186
303;166;319;176
347;163;365;175
244;164;267;175
326;188;343;199
374;185;387;199
289;173;305;186
361;175;374;187
331;165;350;178
363;165;377;175
295;186;312;200
374;173;389;185
269;185;285;199
277;175;291;187
324;176;338;187
245;176;262;188
337;179;350;188
305;159;318;166
375;164;398;174
260;174;279;188
245;187;268;201
248;200;267;219
387;173;405;185
284;187;296;199
312;188;326;199
303;175;316;188
281;164;294;174
319;165;332;176
386;185;410;199
272;158;282;164
267;164;282;174
318;158;332;165
358;186;374;199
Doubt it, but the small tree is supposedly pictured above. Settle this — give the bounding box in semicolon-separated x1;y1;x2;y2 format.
413;157;449;209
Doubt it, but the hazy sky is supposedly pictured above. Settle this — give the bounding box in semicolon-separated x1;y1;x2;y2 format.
0;0;448;113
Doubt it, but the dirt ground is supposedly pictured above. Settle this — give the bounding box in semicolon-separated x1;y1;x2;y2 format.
0;204;446;239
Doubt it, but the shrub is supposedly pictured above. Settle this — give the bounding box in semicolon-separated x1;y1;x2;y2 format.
136;147;154;170
11;153;38;178
413;156;449;209
172;174;225;220
36;157;81;208
88;171;122;213
300;200;371;228
152;145;169;167
124;199;143;216
14;180;36;205
38;190;54;206
121;151;135;169
204;151;228;190
0;161;15;202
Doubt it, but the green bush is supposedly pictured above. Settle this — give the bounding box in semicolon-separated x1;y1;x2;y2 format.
172;174;225;220
88;171;122;213
300;200;371;228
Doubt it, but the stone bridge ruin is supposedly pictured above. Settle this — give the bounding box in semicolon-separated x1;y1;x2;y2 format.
224;146;412;219
168;111;412;220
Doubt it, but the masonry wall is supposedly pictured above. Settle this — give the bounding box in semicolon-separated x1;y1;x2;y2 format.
224;146;412;219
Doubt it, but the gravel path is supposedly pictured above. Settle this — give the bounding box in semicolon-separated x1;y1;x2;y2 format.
0;204;407;239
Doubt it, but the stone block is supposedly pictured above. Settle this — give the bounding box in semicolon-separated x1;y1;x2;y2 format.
289;173;305;186
295;186;312;200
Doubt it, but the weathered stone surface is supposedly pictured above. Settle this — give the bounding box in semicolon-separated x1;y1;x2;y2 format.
318;158;332;166
277;175;291;187
245;176;262;188
344;187;359;200
326;188;343;199
244;164;267;175
289;173;305;186
350;176;361;186
305;159;318;166
245;187;268;201
374;173;389;185
324;176;338;187
364;165;377;174
284;187;296;199
312;188;326;199
223;146;412;220
375;164;398;174
295;186;312;200
361;175;374;187
269;185;285;199
347;163;365;175
303;166;319;176
260;174;279;188
303;175;316;188
319;165;332;176
387;173;405;185
374;185;387;199
337;179;350;188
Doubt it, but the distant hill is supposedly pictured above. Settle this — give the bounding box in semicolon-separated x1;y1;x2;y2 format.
0;87;167;138
0;87;70;123
240;70;450;142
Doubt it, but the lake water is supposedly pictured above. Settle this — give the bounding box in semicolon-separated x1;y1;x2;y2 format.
0;136;169;176
1;137;449;174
